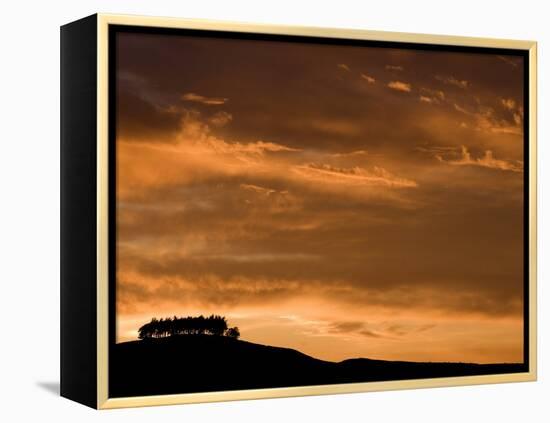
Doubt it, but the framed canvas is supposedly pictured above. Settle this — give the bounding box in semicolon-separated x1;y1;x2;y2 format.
60;13;537;409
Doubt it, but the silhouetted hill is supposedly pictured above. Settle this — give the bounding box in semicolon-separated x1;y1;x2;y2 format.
110;335;525;397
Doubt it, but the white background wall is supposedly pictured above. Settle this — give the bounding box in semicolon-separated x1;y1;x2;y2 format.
0;0;546;421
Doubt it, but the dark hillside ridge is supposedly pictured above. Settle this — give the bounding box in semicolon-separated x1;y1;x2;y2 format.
110;335;524;398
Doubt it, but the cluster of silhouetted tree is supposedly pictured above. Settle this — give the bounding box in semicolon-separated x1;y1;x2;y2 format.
138;315;240;340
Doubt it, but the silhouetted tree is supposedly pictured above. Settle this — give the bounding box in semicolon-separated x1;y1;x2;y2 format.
138;321;152;340
225;327;240;339
137;315;240;340
208;315;228;336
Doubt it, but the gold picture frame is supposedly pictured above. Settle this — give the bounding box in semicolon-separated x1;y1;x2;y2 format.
61;13;537;409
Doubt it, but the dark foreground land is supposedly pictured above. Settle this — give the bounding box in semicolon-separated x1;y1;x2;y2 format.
110;335;525;397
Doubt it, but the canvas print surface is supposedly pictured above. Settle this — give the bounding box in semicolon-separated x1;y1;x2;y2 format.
111;29;527;397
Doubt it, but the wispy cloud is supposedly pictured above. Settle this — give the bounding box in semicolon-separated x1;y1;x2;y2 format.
182;92;228;105
501;98;516;111
418;87;446;104
330;150;368;158
419;95;435;104
324;321;385;339
360;73;376;84
453;102;522;135
294;163;418;188
337;63;350;71
326;320;435;340
201;252;318;263
205;139;301;155
387;81;412;92
497;55;522;68
208;111;233;126
385;323;436;336
415;145;458;155
435;145;523;173
435;75;469;89
385;64;404;71
453;103;470;114
359;329;385;338
500;98;524;126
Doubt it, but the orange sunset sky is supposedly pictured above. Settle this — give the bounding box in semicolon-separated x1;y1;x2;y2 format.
115;31;525;364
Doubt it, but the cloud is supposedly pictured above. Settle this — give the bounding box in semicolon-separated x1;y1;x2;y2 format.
497;55;522;68
419;95;434;104
434;145;523;173
118;250;524;318
175;111;301;155
360;73;376;84
208;111;233;126
294;163;418;188
453;103;470;114
200;253;319;263
501;98;516;110
240;183;278;196
116;111;304;200
117;273;306;312
359;329;385;338
385;65;404;71
330;150;368;158
385;323;436;336
207;139;300;155
326;321;385;339
387;81;412;92
500;98;524;127
415;145;458;155
452;102;523;136
329;321;366;333
476;109;522;136
337;63;350;71
117;106;424;211
435;75;469;88
418;88;446;104
182;92;228;105
239;183;302;214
